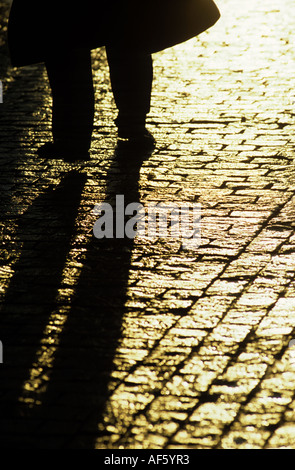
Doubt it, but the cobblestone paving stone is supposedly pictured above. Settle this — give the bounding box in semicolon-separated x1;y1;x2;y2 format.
1;0;295;449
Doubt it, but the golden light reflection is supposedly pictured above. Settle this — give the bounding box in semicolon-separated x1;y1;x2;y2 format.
18;306;70;407
1;0;295;450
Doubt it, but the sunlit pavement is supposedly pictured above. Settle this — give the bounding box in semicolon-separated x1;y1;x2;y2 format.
1;0;295;449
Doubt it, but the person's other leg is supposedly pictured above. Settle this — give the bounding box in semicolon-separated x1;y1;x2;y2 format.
43;48;94;157
106;47;154;141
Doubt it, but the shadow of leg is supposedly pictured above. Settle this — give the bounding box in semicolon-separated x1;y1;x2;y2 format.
0;170;86;446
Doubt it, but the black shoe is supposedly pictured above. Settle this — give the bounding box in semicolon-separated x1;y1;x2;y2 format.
118;128;156;150
37;143;90;161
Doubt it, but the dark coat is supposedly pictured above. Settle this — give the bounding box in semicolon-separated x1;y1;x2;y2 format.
8;0;220;67
8;0;115;66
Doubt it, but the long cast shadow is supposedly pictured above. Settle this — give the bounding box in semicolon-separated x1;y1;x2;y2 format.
37;144;152;449
0;170;87;446
1;143;152;449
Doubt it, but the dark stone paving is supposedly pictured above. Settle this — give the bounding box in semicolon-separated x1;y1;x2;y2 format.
1;0;295;449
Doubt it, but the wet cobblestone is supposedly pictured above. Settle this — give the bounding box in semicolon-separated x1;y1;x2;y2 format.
1;0;295;449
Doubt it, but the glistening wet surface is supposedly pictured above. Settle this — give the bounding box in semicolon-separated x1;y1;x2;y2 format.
1;0;295;449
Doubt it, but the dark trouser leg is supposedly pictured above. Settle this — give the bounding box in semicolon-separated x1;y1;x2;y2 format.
45;48;94;153
106;46;153;137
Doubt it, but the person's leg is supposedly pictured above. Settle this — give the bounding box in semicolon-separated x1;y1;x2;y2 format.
43;48;94;157
106;47;154;140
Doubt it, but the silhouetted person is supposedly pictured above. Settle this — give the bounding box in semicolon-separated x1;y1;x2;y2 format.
8;0;155;160
7;0;220;160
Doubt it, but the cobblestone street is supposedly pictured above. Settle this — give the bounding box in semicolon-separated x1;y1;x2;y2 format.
1;0;295;449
